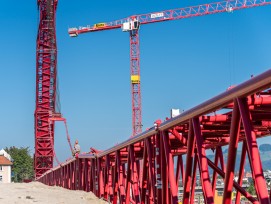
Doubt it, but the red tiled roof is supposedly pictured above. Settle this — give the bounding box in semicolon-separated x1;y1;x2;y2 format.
0;155;12;165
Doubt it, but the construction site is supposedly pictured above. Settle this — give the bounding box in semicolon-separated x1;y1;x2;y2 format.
1;0;271;203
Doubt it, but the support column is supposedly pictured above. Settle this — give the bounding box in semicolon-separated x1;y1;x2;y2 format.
192;117;214;204
162;131;178;204
235;142;247;204
223;100;241;203
238;98;270;203
183;120;195;204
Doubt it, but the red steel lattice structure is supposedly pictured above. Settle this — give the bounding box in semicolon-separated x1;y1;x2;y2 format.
36;0;271;203
35;0;58;178
68;0;271;136
38;69;271;203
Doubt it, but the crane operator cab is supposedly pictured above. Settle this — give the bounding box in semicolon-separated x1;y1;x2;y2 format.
122;18;140;32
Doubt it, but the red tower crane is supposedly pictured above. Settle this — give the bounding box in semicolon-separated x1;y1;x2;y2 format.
35;0;59;178
68;0;271;137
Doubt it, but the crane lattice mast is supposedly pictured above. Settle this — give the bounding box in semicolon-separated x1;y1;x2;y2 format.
35;0;58;178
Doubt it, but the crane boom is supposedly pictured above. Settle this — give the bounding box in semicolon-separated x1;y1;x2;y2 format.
68;0;271;137
68;0;271;36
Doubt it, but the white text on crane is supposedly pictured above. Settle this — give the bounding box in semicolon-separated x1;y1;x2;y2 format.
150;12;164;18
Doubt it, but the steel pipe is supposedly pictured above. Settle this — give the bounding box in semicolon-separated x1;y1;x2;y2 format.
98;68;271;158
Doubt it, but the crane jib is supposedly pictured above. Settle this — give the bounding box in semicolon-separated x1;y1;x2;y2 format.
68;0;271;35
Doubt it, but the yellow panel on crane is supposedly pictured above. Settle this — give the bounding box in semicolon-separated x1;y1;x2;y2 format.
93;23;106;29
131;75;140;84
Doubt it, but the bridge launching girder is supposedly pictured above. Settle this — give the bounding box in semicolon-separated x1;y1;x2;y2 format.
38;69;271;204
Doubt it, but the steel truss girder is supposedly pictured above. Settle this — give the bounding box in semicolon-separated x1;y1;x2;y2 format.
130;30;142;136
38;69;271;203
69;0;271;36
35;0;58;178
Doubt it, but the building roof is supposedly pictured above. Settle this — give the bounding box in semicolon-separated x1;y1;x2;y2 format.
0;149;12;161
0;155;13;166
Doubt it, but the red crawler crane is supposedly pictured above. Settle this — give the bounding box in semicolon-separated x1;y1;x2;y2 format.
68;0;271;137
34;0;58;178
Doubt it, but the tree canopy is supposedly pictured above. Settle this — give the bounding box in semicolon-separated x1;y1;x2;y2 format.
247;181;256;196
5;146;34;182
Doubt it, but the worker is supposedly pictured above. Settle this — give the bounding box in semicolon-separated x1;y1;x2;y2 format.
73;139;81;156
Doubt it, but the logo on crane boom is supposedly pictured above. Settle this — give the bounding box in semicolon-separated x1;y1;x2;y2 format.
150;12;164;18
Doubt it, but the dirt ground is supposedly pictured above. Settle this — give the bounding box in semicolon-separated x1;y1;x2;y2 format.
0;182;109;204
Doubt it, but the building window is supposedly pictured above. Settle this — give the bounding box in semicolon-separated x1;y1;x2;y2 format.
0;175;2;182
0;166;2;171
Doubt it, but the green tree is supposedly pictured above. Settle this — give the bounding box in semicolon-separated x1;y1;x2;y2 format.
247;181;256;196
5;146;34;182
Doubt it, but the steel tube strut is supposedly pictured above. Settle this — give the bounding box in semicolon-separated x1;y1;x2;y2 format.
37;68;271;203
192;118;214;203
207;158;258;203
223;100;241;203
146;137;155;203
183;120;195;204
190;154;198;204
235;142;247;204
162;131;178;204
97;68;271;158
238;98;270;203
211;147;219;194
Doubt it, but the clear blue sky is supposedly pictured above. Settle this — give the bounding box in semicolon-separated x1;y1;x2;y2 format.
0;0;271;163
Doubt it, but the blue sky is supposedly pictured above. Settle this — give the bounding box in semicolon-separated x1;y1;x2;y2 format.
0;1;271;163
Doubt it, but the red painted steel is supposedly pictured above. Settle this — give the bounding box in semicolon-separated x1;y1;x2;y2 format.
130;30;142;136
162;131;178;204
192;117;214;203
183;121;195;204
35;0;58;178
238;98;270;203
37;68;271;203
235;143;247;203
68;0;271;137
68;0;271;36
222;100;241;204
37;1;271;204
190;154;198;204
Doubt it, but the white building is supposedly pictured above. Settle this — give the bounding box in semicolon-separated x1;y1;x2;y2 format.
0;149;13;183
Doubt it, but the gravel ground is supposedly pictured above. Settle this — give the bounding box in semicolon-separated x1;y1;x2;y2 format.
0;182;109;204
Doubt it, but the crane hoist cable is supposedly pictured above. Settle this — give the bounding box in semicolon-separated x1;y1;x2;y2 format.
48;114;73;165
227;14;236;87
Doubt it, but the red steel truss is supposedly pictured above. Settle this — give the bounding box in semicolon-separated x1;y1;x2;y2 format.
130;30;142;135
38;68;271;203
68;0;271;35
68;0;271;136
35;0;58;178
